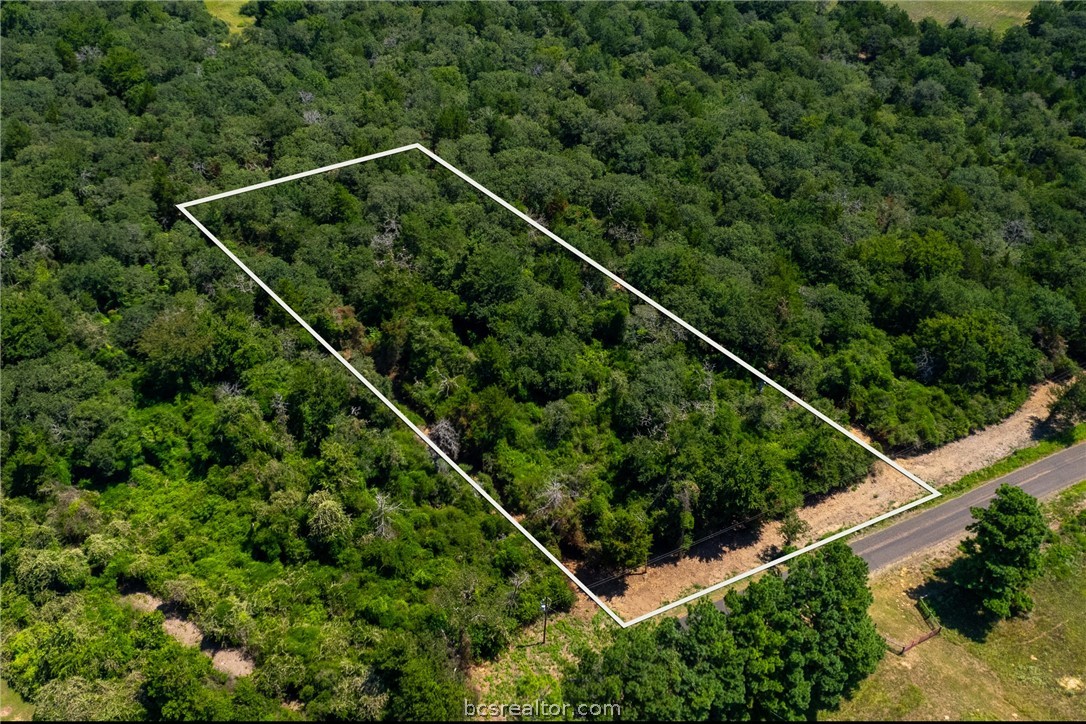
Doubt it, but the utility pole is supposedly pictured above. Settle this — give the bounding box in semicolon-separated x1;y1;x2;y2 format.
540;598;551;645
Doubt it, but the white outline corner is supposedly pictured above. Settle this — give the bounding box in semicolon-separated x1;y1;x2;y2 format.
178;143;939;628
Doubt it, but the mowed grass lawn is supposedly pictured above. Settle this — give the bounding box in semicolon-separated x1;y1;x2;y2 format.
891;1;1036;34
830;481;1086;721
205;0;253;35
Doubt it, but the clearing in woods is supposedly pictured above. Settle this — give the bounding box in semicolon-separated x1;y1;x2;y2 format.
890;1;1035;34
0;679;34;722
204;0;253;35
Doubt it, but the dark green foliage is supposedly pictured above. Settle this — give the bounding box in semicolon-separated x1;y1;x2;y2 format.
0;291;68;363
564;599;746;721
913;310;1042;394
598;503;653;571
3;1;1085;720
958;484;1048;618
566;543;881;720
786;543;885;716
142;647;213;721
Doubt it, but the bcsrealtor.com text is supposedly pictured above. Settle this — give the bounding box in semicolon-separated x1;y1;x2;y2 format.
465;700;622;719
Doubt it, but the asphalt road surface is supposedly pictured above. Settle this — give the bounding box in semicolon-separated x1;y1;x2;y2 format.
851;442;1086;572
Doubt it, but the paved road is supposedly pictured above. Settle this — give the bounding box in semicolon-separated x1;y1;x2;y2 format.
851;442;1086;571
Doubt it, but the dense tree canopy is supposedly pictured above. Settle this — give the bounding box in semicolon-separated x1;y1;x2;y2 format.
564;543;884;720
188;154;881;573
2;1;1084;719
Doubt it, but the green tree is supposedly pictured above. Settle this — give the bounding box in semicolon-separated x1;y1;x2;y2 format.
137;296;220;394
779;510;810;548
667;600;746;720
381;647;466;721
97;45;155;112
725;571;813;720
564;621;687;720
0;291;68;363
1048;377;1086;429
599;503;652;571
786;542;884;716
958;484;1047;618
913;310;1041;393
142;647;214;721
795;425;873;495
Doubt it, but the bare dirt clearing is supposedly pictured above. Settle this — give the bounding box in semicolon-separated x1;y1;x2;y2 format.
212;649;256;678
120;589;256;678
578;383;1061;621
900;381;1059;486
163;618;204;647
583;459;925;621
121;591;164;613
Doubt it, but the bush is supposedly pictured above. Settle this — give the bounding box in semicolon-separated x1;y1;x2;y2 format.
15;548;90;594
33;674;146;721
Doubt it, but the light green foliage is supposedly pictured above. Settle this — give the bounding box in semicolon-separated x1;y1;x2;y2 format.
0;291;68;362
83;533;125;571
320;663;388;721
204;1;253;35
893;1;1034;34
305;490;350;545
32;674;146;722
14;547;91;594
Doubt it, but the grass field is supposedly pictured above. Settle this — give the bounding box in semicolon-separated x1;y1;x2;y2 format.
205;0;253;35
469;601;616;709
0;679;34;722
830;481;1086;721
890;1;1036;33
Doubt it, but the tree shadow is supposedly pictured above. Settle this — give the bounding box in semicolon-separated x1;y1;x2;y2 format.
907;557;1000;643
580;522;767;603
578;562;631;601
1030;414;1058;443
690;523;766;564
1029;409;1080;445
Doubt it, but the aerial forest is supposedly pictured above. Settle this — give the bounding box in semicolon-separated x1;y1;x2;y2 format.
2;1;1084;720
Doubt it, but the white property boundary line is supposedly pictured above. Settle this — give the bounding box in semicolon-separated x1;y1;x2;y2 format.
178;143;940;628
